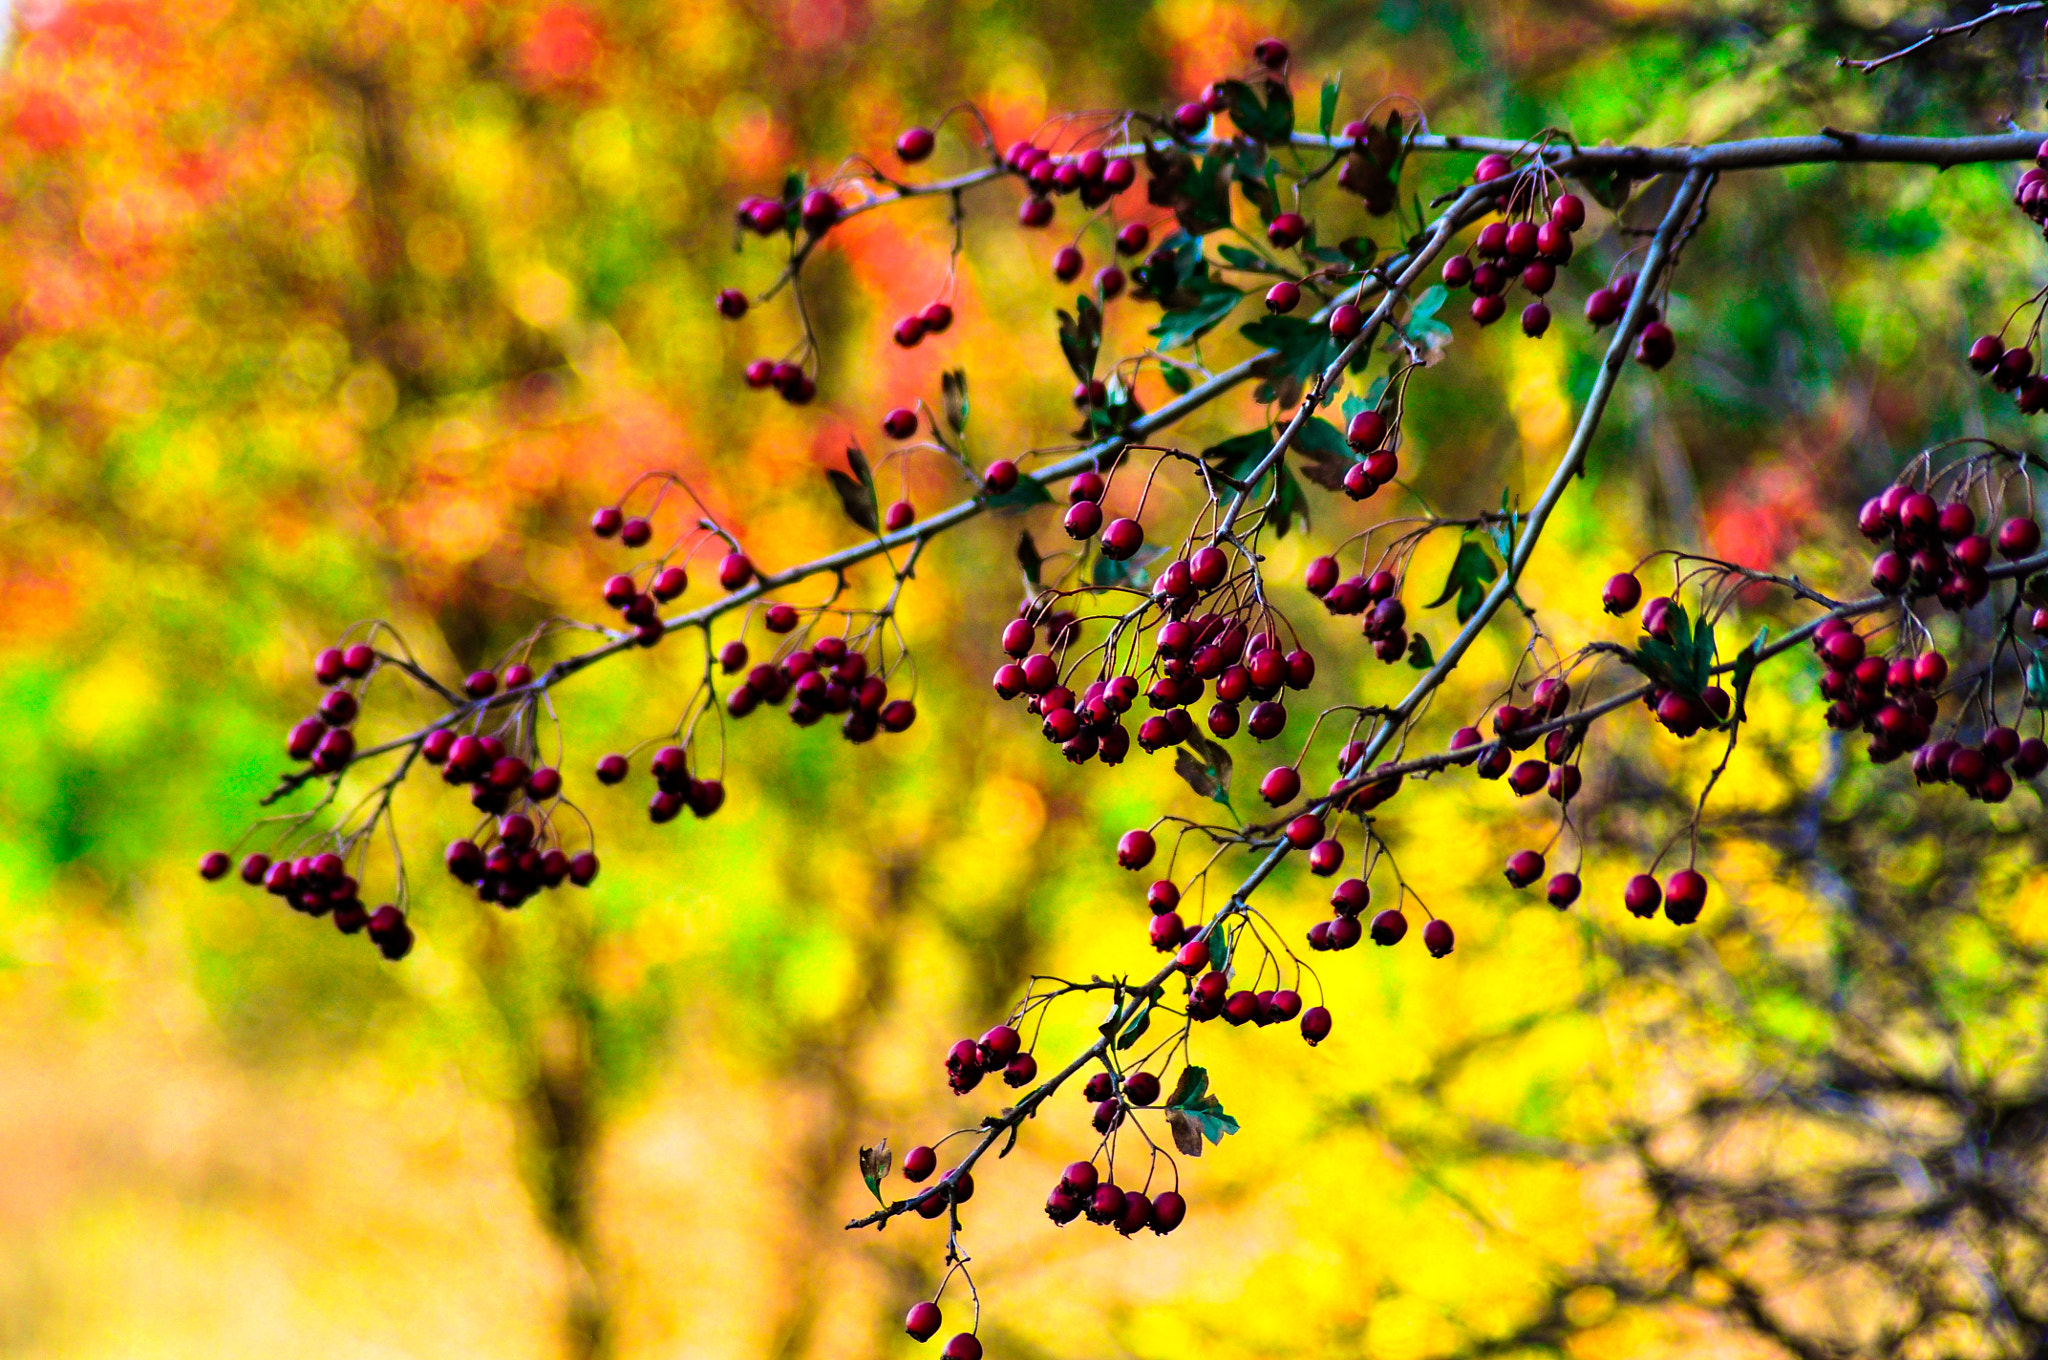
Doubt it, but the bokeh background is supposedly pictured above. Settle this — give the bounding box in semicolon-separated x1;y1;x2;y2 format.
3;1;2047;1357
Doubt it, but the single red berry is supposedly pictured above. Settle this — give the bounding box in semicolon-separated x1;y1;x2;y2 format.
1329;303;1365;340
905;1301;942;1342
1252;36;1289;67
1064;501;1103;540
1999;516;2042;559
982;460;1019;495
940;1334;982;1360
1300;1005;1333;1045
1584;288;1621;327
1422;918;1454;957
341;644;376;678
896;126;935;162
1284;813;1325;848
1174;937;1210;973
1369;908;1407;945
1664;869;1708;925
1117;829;1156;870
717;553;754;591
619;517;653;548
1442;255;1474;289
1259;765;1302;806
199;850;232;881
1052;244;1084;282
1504;849;1545;887
715;288;748;320
1473;153;1513;182
651;565;688;601
1546;873;1581;909
1267;212;1308;248
589;506;623;539
1100;517;1145;559
1150;1190;1187;1234
919;302;954;333
1521;301;1551;337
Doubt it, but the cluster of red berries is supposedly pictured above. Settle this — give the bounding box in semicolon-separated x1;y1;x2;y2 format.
1860;484;2039;610
1437;177;1585;339
199;847;414;959
942;1024;1036;1094
1303;555;1410;661
1334;408;1403;503
443;816;599;907
1964;332;2046;414
1042;1156;1187;1236
1164;38;1292;137
283;642;379;772
1050;221;1149;295
590;502;756;634
592;742;728;824
721;628;918;742
1305;874;1454;957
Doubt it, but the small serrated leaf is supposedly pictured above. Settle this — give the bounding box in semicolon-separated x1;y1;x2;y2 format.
1271;462;1309;538
1319;73;1342;138
858;1140;891;1205
1016;530;1043;586
1173;746;1220;800
1731;626;1766;722
824;443;879;533
1166;1065;1209;1109
941;369;969;436
983;477;1052;510
1426;541;1500;624
1116;1001;1153;1051
1407;632;1433;668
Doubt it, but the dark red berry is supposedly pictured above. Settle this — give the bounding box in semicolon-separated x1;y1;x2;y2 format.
905;1301;942;1342
1422;918;1454;957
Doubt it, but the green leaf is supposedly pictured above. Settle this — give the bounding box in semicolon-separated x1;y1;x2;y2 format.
1731;626;1766;722
858;1141;890;1206
1176;151;1234;236
1116;1000;1154;1051
1337;236;1378;267
1239;313;1342;382
1426;541;1500;624
1692;616;1717;695
1271;462;1309;538
1180;1098;1240;1145
1574;165;1633;211
1016;530;1043;586
781;169;805;206
1160;363;1193;395
1177;729;1235;811
1408;283;1448;325
1201;429;1273;488
1218;77;1294;144
1150;277;1244;350
1319;73;1342;137
1292;415;1351;462
1057;297;1104;383
1407;632;1434;668
1215;244;1267;271
1165;1066;1239;1148
1207;922;1232;975
2029;657;2048;708
984;476;1053;510
1092;546;1160;589
824;443;879;534
941;369;969;436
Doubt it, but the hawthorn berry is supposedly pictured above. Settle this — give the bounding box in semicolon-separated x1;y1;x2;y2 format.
1100;517;1144;559
1662;869;1708;924
1259;765;1302;805
906;1301;942;1342
1422;918;1454;957
1504;849;1545;887
896;125;935;162
940;1336;982;1360
1117;829;1156;870
1300;1005;1333;1045
718;553;755;591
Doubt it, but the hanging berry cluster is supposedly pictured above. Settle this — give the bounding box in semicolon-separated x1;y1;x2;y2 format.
201;23;2048;1352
